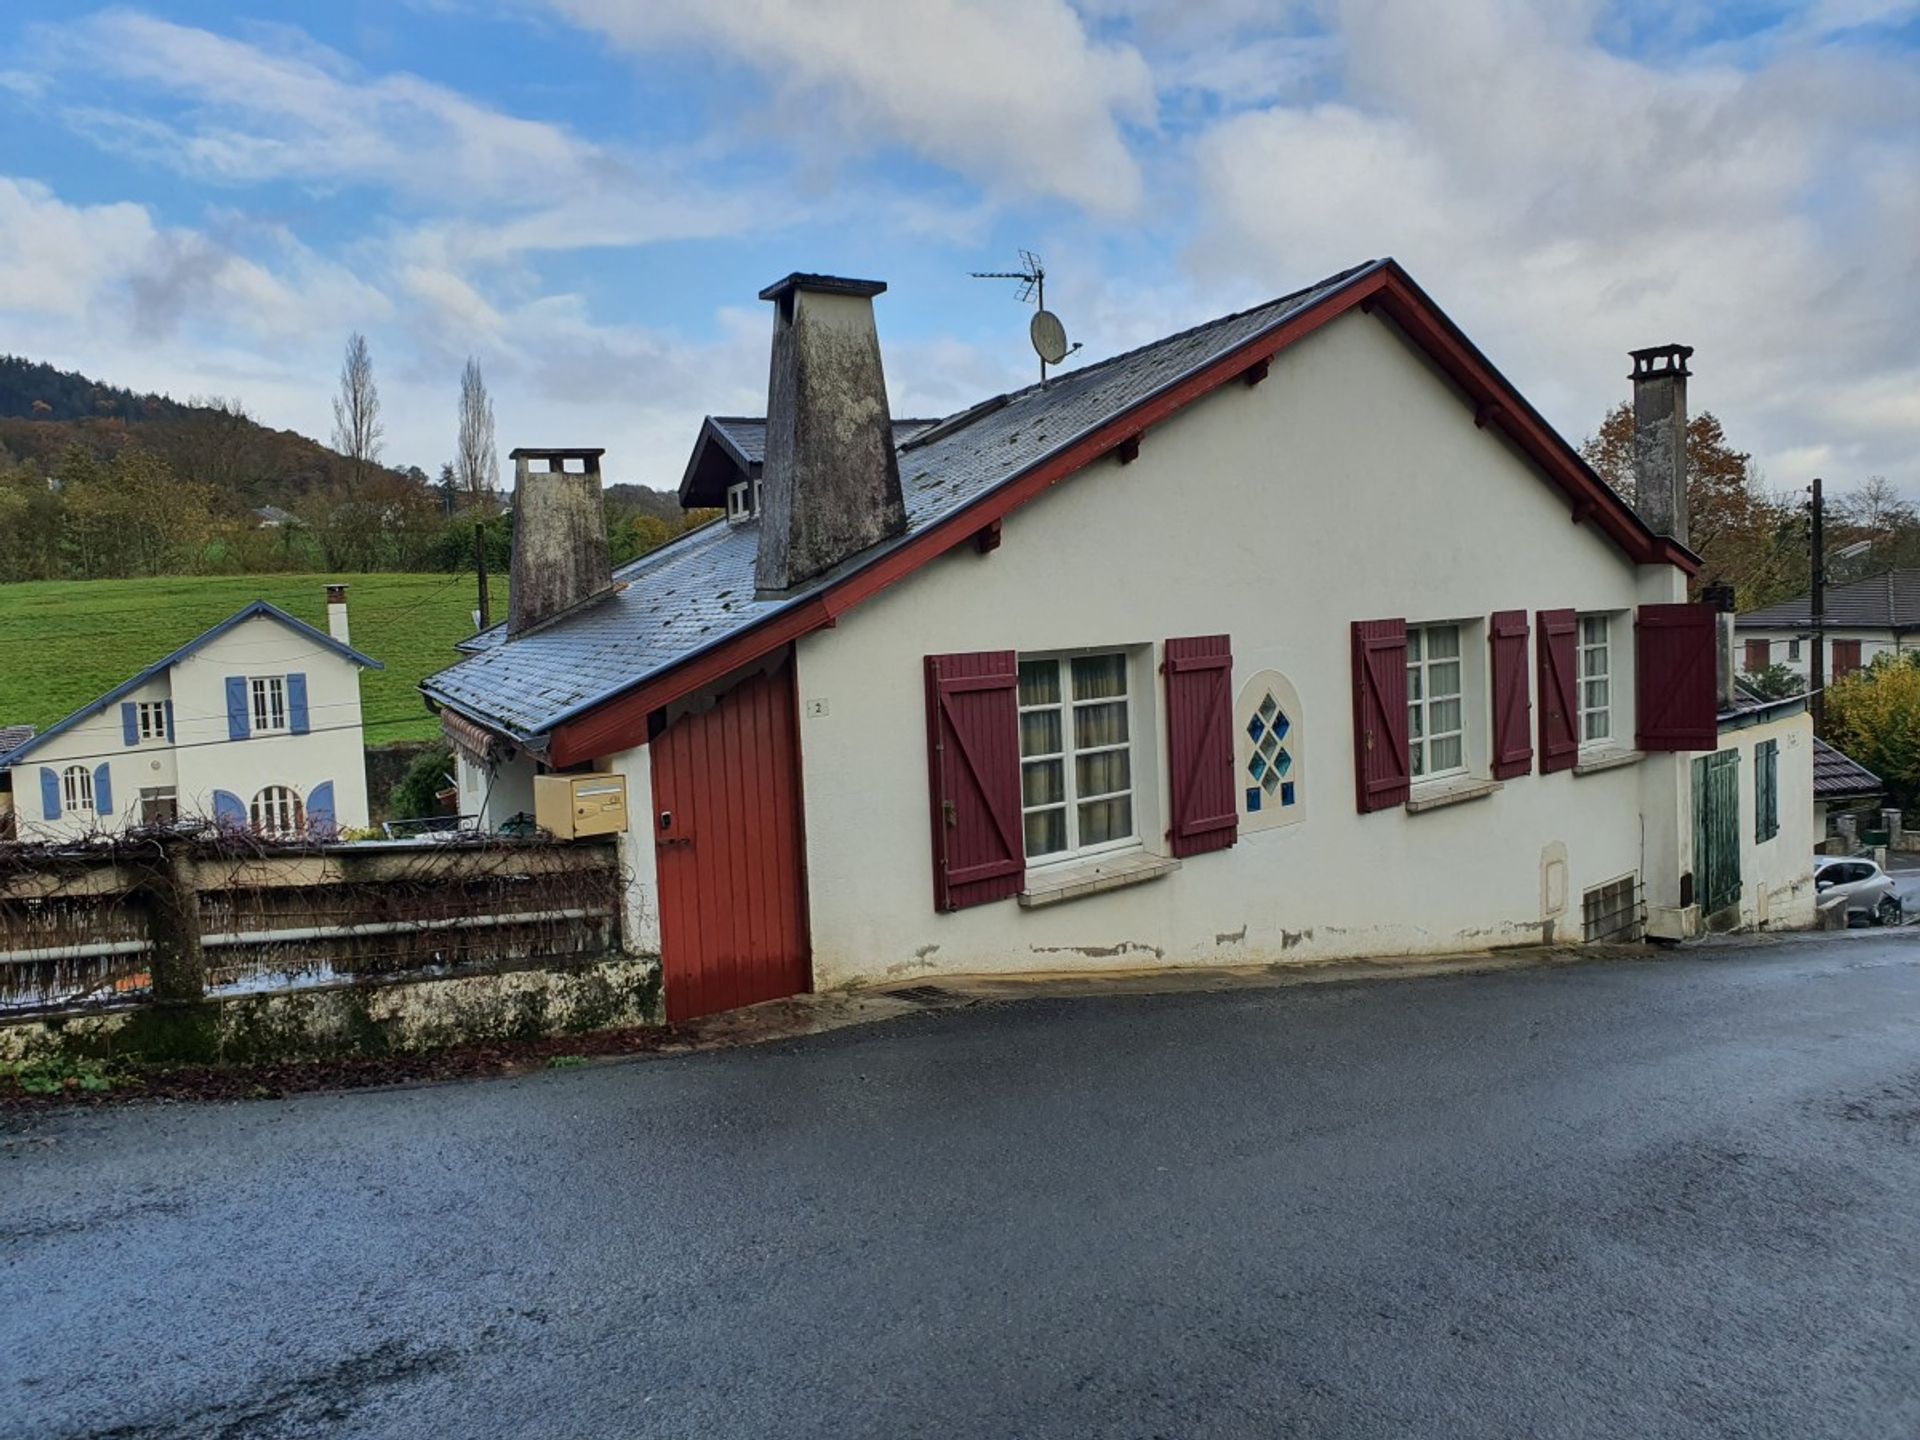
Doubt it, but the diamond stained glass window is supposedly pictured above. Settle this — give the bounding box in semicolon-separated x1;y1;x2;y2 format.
1243;691;1296;809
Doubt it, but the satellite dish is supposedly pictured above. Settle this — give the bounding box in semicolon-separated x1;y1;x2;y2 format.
1030;310;1069;366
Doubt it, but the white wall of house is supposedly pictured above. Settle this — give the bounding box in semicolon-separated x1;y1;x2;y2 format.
1738;627;1901;685
453;746;540;830
788;307;1713;986
7;614;371;840
1711;708;1816;931
172;618;370;832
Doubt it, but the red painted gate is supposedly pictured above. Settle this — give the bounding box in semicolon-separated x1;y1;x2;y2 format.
651;661;811;1021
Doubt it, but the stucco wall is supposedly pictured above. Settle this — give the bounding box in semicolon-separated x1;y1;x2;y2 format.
1738;627;1900;685
1714;708;1817;930
456;747;540;830
8;615;371;839
789;307;1701;986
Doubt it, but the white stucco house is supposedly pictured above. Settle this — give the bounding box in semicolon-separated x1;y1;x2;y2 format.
423;260;1814;1022
1735;570;1920;685
5;590;380;841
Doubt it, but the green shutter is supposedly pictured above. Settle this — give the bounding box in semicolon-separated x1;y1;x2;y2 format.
1754;739;1779;844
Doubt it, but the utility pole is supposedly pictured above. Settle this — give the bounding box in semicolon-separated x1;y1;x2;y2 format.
1810;475;1825;736
470;518;487;629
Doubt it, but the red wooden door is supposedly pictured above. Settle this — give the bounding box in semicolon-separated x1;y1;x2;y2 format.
1832;639;1862;680
651;662;811;1021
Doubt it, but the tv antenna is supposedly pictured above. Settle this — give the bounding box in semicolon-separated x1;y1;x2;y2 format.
970;249;1081;383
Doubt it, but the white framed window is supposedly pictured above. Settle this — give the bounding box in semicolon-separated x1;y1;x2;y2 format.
725;479;763;523
1406;625;1465;780
1578;614;1612;744
1018;652;1136;863
136;701;168;742
62;765;93;814
251;785;304;837
250;676;288;734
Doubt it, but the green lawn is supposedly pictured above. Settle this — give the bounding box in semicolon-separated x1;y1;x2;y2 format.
0;574;500;744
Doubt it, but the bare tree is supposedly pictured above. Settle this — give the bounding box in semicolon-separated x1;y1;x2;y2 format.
330;332;383;497
455;356;498;506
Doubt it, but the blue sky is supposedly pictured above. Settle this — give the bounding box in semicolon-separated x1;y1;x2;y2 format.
1;1;1915;495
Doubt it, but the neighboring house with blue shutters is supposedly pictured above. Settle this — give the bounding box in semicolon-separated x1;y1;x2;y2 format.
3;596;381;842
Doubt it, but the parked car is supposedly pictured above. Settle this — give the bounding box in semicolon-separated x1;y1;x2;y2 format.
1813;856;1903;925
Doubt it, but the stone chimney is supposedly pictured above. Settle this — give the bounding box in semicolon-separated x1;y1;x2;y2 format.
1629;343;1693;547
325;583;350;646
1703;580;1737;711
755;274;907;593
507;447;612;637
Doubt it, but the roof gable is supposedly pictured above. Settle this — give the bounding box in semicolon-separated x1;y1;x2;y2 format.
4;601;381;765
427;258;1694;763
678;415;939;508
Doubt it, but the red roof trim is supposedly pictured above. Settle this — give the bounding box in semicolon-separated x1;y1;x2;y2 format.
548;260;1694;766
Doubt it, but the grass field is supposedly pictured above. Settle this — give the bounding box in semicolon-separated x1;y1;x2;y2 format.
0;574;501;745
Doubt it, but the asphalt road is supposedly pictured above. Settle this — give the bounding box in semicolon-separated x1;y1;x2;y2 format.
5;934;1920;1440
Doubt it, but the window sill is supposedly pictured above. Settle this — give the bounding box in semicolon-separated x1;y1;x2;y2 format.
1574;748;1643;776
1404;776;1503;814
1019;850;1181;909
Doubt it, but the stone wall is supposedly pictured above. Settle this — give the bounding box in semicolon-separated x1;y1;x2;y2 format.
0;954;661;1066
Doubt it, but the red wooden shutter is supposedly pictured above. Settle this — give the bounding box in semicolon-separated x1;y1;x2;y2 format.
1351;619;1410;812
1744;638;1770;674
925;652;1025;911
1164;635;1237;858
1488;610;1532;780
1536;609;1579;773
1636;603;1718;751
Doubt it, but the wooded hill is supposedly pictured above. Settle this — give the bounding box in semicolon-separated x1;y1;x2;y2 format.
0;354;701;581
0;354;413;507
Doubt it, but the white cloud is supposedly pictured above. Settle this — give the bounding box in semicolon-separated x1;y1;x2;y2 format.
14;9;757;255
545;0;1157;214
1187;0;1920;487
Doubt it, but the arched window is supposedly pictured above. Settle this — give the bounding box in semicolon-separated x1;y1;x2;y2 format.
62;765;93;814
1236;670;1303;833
251;785;305;837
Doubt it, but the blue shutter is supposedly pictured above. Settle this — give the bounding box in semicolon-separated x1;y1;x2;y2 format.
121;702;138;746
225;677;250;741
287;673;310;735
307;781;336;836
40;767;60;820
212;790;246;828
164;699;175;742
94;764;113;817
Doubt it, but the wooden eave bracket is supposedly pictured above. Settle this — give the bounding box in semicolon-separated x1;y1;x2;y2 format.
1115;434;1142;465
973;518;1003;555
1241;357;1271;388
1474;400;1503;429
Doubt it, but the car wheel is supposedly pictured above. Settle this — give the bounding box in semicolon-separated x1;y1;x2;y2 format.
1876;894;1903;927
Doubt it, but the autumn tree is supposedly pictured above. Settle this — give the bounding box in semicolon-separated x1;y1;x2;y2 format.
1828;476;1920;582
1583;405;1800;609
1826;655;1920;809
330;332;383;498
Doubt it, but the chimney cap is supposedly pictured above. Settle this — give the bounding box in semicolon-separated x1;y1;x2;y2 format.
508;447;606;461
758;273;887;304
1629;343;1693;380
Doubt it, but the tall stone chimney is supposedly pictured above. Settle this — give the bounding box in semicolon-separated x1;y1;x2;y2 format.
1628;343;1693;548
325;583;350;646
507;447;612;637
755;274;907;593
1702;580;1737;712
